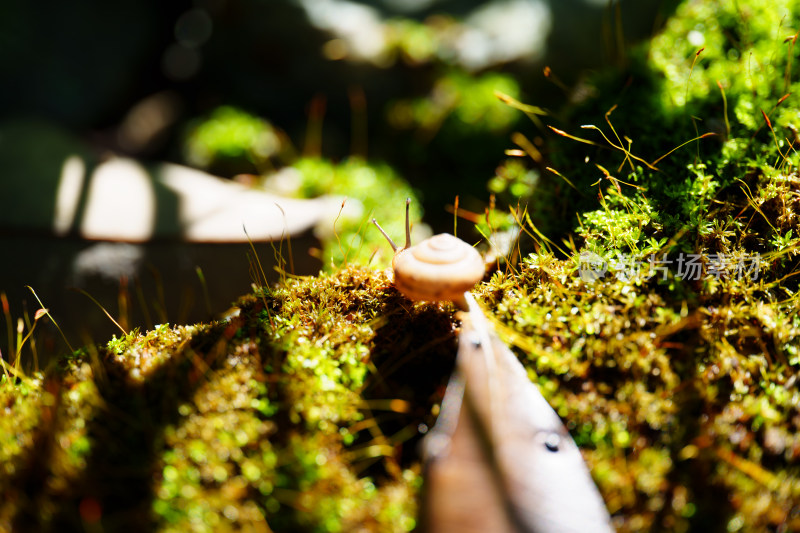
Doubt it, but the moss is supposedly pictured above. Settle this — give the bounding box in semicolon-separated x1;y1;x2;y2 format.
292;157;422;269
467;0;800;529
143;267;452;532
184;106;286;175
387;70;522;136
474;248;799;531
3;1;800;531
0;359;103;530
0;375;48;490
1;266;456;532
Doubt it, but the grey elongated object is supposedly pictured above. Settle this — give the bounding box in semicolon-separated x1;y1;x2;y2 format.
422;293;613;533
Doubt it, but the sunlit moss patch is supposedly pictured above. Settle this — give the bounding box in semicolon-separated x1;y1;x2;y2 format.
4;1;800;532
1;266;457;532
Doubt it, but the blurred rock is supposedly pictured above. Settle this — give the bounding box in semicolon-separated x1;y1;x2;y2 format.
0;119;337;359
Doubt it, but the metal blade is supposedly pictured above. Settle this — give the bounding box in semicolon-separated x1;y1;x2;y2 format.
422;292;613;533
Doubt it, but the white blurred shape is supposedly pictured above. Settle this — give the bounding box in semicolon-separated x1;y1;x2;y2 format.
688;30;705;47
73;156;352;243
298;0;387;61
262;167;304;196
81;158;156;241
157;163;331;241
457;0;552;70
73;242;144;284
53;155;86;236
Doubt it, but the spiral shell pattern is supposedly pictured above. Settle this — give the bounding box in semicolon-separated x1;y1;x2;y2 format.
393;233;484;301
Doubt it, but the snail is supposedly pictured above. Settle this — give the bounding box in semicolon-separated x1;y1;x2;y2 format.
373;200;612;531
373;201;612;532
371;199;485;306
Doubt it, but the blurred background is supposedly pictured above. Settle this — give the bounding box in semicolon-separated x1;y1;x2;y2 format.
0;0;677;356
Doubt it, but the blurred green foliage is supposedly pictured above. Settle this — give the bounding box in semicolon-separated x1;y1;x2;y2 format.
292;157;423;269
184;106;285;175
506;0;800;270
387;71;522;135
181;106;424;269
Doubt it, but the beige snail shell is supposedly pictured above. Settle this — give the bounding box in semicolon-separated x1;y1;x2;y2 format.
372;199;484;304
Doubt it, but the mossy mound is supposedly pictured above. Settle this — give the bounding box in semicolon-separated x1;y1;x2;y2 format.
476;253;799;532
1;267;459;532
4;0;800;531
2;258;798;532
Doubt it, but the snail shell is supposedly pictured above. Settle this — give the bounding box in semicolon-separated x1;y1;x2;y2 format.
393;234;484;302
373;199;484;303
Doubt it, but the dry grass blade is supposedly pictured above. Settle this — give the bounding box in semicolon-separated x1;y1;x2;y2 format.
495;91;547;129
511;132;543;164
274;202;294;276
545;166;579;192
580;123;658;171
71;287;128;337
737;179;777;233
685;47;705;107
651;132;717;166
243;224;269;288
27;286;74;353
760;108;790;169
2;292;13;363
15;309;49;372
195;266;213;318
548;125;602;147
784;31;798;92
717;80;730;138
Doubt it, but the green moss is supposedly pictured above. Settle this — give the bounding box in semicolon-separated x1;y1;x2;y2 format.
650;0;797;115
467;0;800;528
292;157;422;269
1;266;455;531
387;71;522;135
0;358;103;530
3;1;800;531
0;375;47;481
145;267;453;532
474;245;799;530
184;106;285;174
